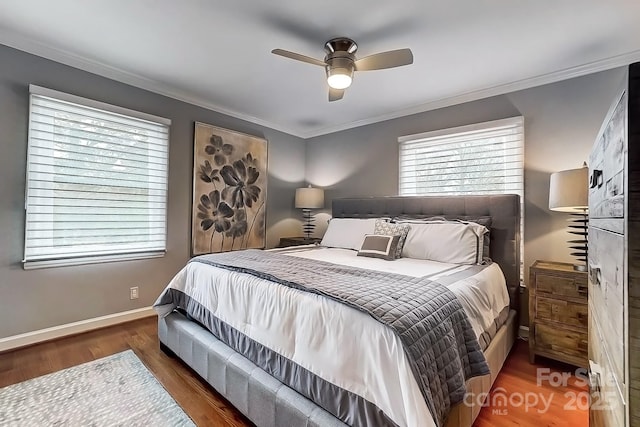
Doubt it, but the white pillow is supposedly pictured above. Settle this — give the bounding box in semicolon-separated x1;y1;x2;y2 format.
400;221;488;264
321;218;378;250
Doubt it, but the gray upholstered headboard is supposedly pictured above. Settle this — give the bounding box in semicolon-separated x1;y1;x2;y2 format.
332;195;521;310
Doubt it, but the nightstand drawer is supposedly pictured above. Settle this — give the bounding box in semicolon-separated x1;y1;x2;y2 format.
534;323;587;362
536;273;588;299
536;297;587;329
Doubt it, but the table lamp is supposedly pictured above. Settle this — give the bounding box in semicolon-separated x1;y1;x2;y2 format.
295;186;324;239
549;163;589;271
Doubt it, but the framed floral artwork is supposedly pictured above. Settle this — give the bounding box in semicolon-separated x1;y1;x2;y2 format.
191;122;268;255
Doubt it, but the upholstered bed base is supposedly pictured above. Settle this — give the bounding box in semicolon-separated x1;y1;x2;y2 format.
158;194;521;426
159;310;348;427
159;309;517;427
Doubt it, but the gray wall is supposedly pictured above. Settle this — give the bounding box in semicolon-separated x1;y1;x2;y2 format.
0;41;627;337
0;45;305;338
306;68;626;325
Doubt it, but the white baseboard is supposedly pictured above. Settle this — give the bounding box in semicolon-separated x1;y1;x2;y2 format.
0;306;155;353
519;325;529;340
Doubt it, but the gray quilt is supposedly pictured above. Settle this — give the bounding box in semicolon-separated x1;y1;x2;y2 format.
189;249;489;427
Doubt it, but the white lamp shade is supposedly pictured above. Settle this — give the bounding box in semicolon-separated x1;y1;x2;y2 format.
549;166;588;212
295;187;324;209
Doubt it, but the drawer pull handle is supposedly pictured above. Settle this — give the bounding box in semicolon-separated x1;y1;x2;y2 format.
590;169;603;189
589;371;601;394
589;360;602;395
589;265;601;286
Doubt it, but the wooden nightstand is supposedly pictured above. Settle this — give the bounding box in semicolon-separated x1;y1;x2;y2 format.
277;237;322;248
528;260;588;368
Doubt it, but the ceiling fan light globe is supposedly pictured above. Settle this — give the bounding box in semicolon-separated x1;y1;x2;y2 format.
325;56;355;90
327;73;352;89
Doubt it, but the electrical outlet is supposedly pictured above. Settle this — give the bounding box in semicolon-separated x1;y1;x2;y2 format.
130;286;139;300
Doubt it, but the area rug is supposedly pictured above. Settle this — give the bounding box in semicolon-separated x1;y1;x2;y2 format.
0;350;195;426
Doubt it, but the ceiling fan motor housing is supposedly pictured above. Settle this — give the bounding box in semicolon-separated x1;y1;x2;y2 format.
324;37;358;55
324;38;357;88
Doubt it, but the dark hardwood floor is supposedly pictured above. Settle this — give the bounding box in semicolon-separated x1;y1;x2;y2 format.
0;317;587;426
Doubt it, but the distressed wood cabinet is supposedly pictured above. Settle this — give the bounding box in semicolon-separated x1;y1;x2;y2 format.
588;62;640;427
528;260;588;368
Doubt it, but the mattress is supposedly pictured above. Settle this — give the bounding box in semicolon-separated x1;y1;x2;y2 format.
154;246;510;427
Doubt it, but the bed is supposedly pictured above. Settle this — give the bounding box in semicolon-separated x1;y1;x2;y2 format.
155;194;521;427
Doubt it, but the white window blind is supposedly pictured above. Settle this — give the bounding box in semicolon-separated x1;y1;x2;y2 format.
398;117;524;196
24;85;170;268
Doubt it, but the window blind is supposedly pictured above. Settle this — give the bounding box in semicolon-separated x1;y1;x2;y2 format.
398;117;524;196
24;85;170;268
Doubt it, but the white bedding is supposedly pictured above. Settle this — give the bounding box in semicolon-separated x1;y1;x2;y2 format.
155;246;509;427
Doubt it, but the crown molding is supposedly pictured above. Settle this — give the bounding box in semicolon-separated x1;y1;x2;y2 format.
301;49;640;138
2;28;639;140
0;29;303;137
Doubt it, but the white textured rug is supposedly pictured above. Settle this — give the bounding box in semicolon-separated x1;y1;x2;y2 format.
0;350;195;427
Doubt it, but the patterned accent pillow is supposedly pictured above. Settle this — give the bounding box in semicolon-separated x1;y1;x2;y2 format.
374;219;411;258
357;234;401;261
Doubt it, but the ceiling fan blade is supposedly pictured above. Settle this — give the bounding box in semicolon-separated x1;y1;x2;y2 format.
271;49;325;67
329;88;344;102
354;48;413;71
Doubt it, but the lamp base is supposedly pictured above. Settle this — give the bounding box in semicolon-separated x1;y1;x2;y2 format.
567;212;588;271
301;208;316;240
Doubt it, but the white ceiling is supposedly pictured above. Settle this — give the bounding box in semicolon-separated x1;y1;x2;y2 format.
1;1;639;138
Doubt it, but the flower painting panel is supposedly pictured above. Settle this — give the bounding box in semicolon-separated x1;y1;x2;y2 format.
192;123;267;255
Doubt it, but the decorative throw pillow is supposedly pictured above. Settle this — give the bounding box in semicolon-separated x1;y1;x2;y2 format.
357;234;401;261
374;219;410;258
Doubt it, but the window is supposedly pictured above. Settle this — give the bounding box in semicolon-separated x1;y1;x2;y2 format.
23;85;170;269
398;117;525;280
398;117;524;197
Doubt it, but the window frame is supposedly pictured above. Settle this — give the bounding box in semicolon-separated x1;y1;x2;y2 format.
397;116;524;197
23;85;171;270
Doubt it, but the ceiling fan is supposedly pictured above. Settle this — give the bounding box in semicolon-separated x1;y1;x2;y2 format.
272;37;413;102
